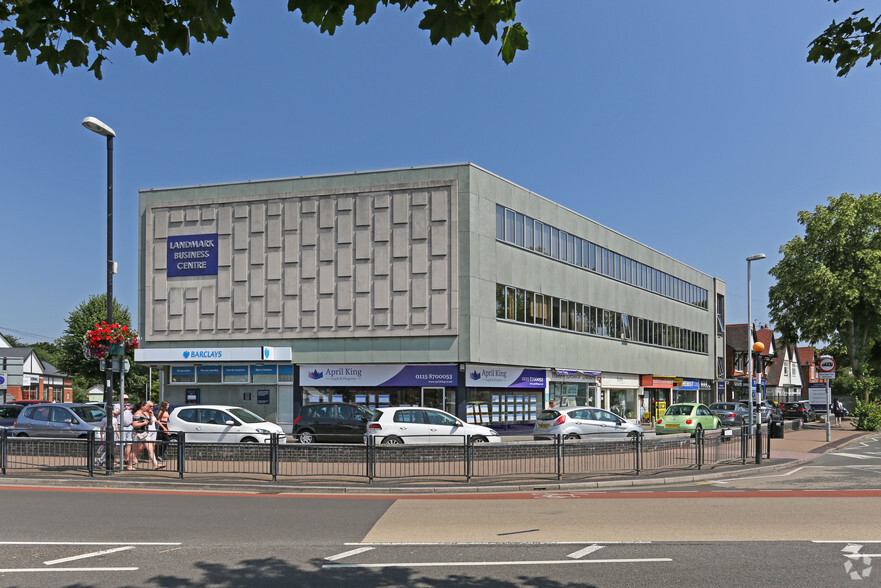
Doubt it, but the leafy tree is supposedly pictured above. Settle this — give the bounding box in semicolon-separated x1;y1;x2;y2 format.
769;193;881;402
809;2;881;76
55;294;135;394
0;0;527;79
0;331;23;347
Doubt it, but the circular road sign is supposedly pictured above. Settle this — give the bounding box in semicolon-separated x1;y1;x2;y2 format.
818;356;836;372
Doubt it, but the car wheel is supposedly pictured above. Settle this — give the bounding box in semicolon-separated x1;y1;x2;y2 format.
15;433;28;437
693;424;703;437
240;437;258;443
381;436;403;445
78;434;88;439
298;430;315;444
627;431;639;440
564;433;580;440
470;436;488;444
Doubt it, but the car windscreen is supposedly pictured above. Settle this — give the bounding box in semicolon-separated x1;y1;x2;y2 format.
227;408;265;424
537;410;561;421
0;406;22;418
665;405;693;416
70;406;105;422
356;405;374;419
370;410;383;422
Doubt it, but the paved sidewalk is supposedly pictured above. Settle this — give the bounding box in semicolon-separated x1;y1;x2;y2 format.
0;420;872;495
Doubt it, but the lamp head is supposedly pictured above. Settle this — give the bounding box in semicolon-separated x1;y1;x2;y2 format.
82;116;115;137
746;253;766;262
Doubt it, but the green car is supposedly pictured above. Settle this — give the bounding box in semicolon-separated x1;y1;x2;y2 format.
655;403;721;436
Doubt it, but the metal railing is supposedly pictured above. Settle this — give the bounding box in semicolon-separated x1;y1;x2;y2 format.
0;426;767;483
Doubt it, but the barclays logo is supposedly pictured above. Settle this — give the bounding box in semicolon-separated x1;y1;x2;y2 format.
264;348;270;359
183;351;189;359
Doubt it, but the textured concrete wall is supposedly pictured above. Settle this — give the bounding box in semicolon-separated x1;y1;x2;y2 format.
144;183;458;342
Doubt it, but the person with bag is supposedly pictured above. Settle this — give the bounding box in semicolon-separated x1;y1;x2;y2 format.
154;400;170;462
131;402;164;470
833;398;844;428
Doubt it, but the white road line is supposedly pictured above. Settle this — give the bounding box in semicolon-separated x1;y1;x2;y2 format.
710;466;815;483
325;547;375;561
324;557;671;569
814;541;881;544
344;541;650;546
831;452;881;460
0;567;139;573
44;545;135;566
0;542;180;546
567;544;604;559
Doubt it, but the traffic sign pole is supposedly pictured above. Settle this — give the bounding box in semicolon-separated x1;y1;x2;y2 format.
818;355;836;442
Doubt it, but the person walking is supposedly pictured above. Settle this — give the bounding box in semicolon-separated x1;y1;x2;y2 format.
132;402;164;470
833;397;844;428
154;401;170;462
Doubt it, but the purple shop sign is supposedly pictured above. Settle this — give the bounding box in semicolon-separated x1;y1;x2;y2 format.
466;365;546;388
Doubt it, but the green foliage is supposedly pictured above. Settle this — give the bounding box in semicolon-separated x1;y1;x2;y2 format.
852;399;881;431
769;193;881;401
808;2;881;77
55;294;134;393
1;0;527;78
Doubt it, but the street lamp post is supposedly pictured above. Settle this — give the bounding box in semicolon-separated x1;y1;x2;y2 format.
82;116;116;475
746;253;766;437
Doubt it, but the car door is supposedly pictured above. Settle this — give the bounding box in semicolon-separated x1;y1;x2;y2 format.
424;409;465;444
391;409;432;443
695;404;717;430
593;409;627;437
50;406;78;438
196;408;230;442
565;409;596;437
336;404;368;442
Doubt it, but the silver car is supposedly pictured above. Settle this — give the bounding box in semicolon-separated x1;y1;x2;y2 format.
533;406;643;440
12;403;105;438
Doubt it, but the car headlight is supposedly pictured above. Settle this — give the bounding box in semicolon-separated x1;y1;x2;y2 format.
255;428;271;435
488;430;499;436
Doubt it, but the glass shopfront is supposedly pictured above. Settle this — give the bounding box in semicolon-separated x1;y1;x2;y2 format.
465;364;546;431
299;365;458;416
603;373;640;422
547;369;600;408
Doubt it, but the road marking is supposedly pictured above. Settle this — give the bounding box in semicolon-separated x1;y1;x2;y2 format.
710;466;815;483
0;542;180;546
567;544;604;559
325;547;374;561
345;541;650;546
831;453;881;460
44;546;135;566
324;557;672;569
0;567;139;573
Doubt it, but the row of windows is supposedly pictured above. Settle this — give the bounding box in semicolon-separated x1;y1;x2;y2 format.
496;284;708;354
495;205;709;310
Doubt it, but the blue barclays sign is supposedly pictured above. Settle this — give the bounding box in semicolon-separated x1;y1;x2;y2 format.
167;233;218;277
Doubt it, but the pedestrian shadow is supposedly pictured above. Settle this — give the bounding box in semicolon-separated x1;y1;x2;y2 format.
64;556;599;588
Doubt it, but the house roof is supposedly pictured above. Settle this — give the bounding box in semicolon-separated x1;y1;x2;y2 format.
726;324;750;352
797;346;816;365
756;328;776;357
0;348;34;359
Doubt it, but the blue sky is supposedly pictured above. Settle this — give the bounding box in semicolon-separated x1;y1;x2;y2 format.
3;1;880;344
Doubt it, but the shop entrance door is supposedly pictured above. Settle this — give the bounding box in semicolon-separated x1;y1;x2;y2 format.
421;387;445;410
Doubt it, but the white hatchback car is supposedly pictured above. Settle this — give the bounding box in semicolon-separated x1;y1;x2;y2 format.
365;406;502;445
167;405;286;443
533;406;643;441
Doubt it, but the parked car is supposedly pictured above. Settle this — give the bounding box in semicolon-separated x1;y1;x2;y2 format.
708;402;749;427
9;400;47;406
736;399;779;423
655;403;721;436
167;405;286;443
533;406;642;440
12;403;105;438
294;402;374;443
781;401;817;422
0;404;23;428
365;406;501;445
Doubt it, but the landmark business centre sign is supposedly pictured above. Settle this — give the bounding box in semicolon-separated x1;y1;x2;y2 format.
167;233;218;277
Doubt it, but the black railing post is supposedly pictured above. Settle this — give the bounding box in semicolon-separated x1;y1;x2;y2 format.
635;432;642;474
556;434;563;480
465;435;472;482
696;428;703;470
366;435;374;484
270;433;279;482
740;424;748;464
1;427;7;475
87;430;95;477
177;432;186;479
755;424;763;464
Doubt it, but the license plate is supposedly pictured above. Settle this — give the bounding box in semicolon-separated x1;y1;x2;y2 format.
537;424;549;429
665;424;678;428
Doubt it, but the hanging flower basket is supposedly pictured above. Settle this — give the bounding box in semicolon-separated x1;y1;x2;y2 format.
82;321;139;360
